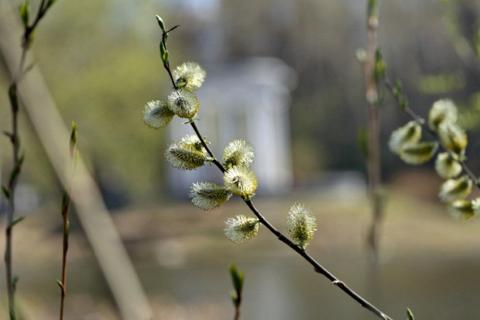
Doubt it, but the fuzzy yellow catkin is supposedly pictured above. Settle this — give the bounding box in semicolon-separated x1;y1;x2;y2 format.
190;182;232;210
435;152;462;179
428;99;458;131
165;135;208;170
143;100;174;128
439;175;473;203
224;215;260;243
223;166;258;198
167;89;200;119
438;122;468;156
449;199;480;219
173;62;207;92
398;141;438;165
222;140;255;168
388;121;422;154
287;203;317;248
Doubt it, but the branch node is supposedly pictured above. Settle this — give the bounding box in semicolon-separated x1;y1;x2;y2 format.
332;280;344;287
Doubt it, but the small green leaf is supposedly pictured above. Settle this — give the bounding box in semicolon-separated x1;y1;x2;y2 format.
2;186;10;199
162;49;169;65
9;153;25;188
70;121;77;157
156;15;166;32
12;275;19;290
357;128;369;158
70;121;77;145
19;0;30;27
367;0;378;19
159;42;169;65
393;80;409;110
374;49;386;82
230;291;237;304
392;81;402;97
230;264;244;294
406;308;415;320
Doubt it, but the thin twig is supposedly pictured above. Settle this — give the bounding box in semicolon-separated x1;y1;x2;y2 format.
157;19;394;320
23;0;54;49
58;123;76;320
234;305;240;320
4;46;26;320
58;193;70;320
3;2;57;318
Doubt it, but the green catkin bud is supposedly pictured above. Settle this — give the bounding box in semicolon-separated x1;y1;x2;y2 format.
287;203;317;249
438;122;468;156
190;182;232;210
398;141;438;165
435;152;462;179
167;89;200;119
173;62;207;92
224;215;260;243
439;175;473;203
156;15;166;32
223;166;258;198
388;121;422;154
19;0;30;27
448;199;480;219
165;135;208;170
143;100;174;128
428;99;458;131
222;140;255;168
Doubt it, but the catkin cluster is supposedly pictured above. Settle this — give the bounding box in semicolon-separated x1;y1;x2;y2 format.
143;61;317;247
389;99;478;218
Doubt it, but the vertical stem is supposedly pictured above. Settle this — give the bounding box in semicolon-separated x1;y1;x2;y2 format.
364;0;383;261
3;3;57;318
234;306;240;320
59;194;70;320
59;123;76;320
5;82;23;320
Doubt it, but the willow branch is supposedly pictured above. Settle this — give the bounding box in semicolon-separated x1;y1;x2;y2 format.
4;31;27;320
57;123;77;320
364;0;383;261
157;19;394;320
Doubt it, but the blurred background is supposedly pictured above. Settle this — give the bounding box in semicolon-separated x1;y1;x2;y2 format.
1;0;480;319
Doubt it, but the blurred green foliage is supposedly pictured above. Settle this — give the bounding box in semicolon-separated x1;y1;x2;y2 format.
1;0;480;203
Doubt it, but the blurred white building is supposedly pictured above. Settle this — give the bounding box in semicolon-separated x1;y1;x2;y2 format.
168;57;296;196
